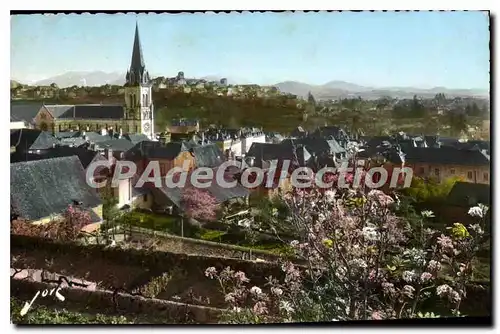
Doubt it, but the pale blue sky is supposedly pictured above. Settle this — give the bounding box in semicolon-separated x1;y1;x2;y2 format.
11;11;490;89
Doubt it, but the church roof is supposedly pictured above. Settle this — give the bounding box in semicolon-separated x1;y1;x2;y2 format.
49;104;124;120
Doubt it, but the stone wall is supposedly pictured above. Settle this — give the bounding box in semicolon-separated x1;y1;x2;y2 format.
11;278;223;324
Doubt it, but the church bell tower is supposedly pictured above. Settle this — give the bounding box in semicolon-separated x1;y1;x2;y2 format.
124;22;154;139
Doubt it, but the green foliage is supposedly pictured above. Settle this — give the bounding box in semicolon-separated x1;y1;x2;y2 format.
200;230;228;242
100;186;119;223
135;272;172;298
10;298;133;324
402;176;463;204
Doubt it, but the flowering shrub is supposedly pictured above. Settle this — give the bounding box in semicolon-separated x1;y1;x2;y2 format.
205;187;489;323
11;205;91;242
180;187;219;222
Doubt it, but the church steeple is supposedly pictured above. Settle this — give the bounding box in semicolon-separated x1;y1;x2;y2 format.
125;22;150;86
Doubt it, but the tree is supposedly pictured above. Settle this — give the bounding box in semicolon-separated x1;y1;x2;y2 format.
444;110;468;136
307;91;316;106
11;205;91;242
180;187;219;222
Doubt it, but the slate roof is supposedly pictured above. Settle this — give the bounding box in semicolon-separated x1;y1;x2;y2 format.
10;156;102;222
123;133;150;145
43;105;74;118
59;137;88;148
10;103;43;123
127;140;201;161
96;138;136;152
157;167;250;207
246;142;311;168
44;105;124;120
55;131;79;139
10;147;103;169
10;129;60;150
191;144;225;168
402;147;490;166
312;126;349;140
447;182;490;207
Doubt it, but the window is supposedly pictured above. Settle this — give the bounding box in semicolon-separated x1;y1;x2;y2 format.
484;172;489;182
143;194;148;202
40;113;47;120
419;167;425;175
467;171;473;180
450;169;455;175
434;168;440;176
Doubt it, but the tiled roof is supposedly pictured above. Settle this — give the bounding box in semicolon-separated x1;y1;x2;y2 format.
402;147;490;166
10;103;43;123
11;129;60;150
10;156;102;221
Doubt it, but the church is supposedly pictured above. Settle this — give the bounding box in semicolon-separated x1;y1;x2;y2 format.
28;23;156;140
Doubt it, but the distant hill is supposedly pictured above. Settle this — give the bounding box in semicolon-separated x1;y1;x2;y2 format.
10;80;22;89
15;71;488;99
34;71;125;88
274;81;489;100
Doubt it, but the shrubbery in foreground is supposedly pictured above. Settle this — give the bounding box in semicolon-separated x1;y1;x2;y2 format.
205;186;489;323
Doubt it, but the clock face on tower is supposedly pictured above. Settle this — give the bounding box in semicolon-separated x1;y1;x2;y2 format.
143;122;150;132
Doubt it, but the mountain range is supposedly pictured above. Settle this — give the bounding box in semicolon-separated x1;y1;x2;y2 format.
274;80;489;100
13;71;489;100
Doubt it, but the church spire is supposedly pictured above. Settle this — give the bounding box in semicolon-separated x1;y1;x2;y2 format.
125;21;149;86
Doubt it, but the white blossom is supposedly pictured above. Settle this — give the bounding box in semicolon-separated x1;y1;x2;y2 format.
348;258;367;269
421;210;435;218
402;270;417;283
271;287;283;296
279;301;294;313
468;204;488;218
324;190;336;203
362;225;380;242
250;286;262;296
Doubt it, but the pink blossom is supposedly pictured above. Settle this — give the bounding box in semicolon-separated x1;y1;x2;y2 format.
420;272;433;283
371;311;383;320
381;282;396;296
367;190;394;207
436;234;454;251
426;260;441;273
252;301;268;315
233;271;250;283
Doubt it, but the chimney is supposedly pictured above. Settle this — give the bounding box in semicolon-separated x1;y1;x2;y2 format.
106;148;113;162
